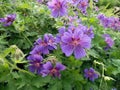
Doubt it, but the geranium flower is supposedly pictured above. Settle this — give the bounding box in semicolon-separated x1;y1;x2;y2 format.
103;34;114;48
67;0;80;6
41;61;66;78
0;14;16;26
34;34;57;55
61;28;91;59
78;0;89;15
56;27;66;43
84;68;99;82
27;55;43;74
48;0;67;17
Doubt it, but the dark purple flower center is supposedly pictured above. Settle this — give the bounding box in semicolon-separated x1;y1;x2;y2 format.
87;71;93;77
50;68;58;75
6;17;14;23
71;27;75;31
81;2;87;7
54;2;61;10
35;62;40;67
41;41;47;46
71;37;80;46
32;61;41;68
85;30;91;35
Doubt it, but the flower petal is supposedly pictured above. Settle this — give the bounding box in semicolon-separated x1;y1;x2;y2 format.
80;35;91;49
74;46;86;59
56;62;66;71
29;65;36;73
41;70;50;77
43;61;53;70
61;44;74;56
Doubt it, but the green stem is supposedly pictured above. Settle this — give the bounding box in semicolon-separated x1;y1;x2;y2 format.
21;32;33;47
99;63;104;90
5;59;35;77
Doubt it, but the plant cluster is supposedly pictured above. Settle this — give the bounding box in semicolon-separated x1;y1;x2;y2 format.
0;0;120;90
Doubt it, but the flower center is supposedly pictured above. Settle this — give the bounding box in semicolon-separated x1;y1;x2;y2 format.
6;17;13;23
88;71;93;77
72;38;80;46
35;62;40;68
55;2;61;10
41;41;47;46
72;27;75;31
81;2;87;7
49;39;53;44
50;68;58;74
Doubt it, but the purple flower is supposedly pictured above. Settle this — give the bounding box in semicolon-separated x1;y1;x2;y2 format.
97;14;120;31
56;27;66;43
37;0;43;3
0;18;5;23
27;54;43;61
44;34;57;50
0;14;16;26
41;61;66;78
34;34;57;55
67;0;80;6
103;34;114;48
97;14;105;20
48;0;67;17
77;24;94;38
68;25;77;33
84;26;94;39
78;0;89;15
110;17;120;31
30;46;42;55
67;16;81;25
61;28;91;59
28;55;43;74
84;68;99;82
98;14;109;28
97;14;111;28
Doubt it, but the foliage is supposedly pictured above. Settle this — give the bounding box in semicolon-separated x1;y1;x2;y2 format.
0;0;120;90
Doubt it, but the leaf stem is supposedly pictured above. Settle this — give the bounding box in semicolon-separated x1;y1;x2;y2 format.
5;59;35;77
99;63;104;90
21;32;33;47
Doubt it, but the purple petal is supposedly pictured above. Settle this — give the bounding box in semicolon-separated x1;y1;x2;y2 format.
80;35;91;49
89;68;95;72
41;70;50;77
27;54;43;61
43;61;53;70
56;62;66;71
61;44;74;56
74;46;86;59
61;32;72;43
0;18;5;22
42;47;49;54
89;77;95;82
29;65;36;73
58;27;65;34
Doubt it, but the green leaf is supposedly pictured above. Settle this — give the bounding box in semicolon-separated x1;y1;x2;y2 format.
62;81;72;90
112;59;120;67
48;80;62;90
32;76;51;88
